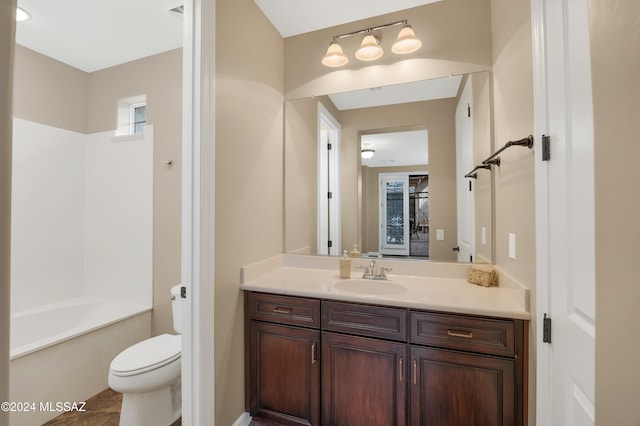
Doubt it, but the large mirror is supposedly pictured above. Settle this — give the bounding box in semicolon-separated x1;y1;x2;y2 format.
284;71;494;263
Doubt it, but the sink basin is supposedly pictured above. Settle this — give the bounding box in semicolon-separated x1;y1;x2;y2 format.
333;279;407;295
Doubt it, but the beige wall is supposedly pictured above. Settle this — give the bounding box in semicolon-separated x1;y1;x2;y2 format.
13;45;88;133
489;0;536;423
214;0;284;423
284;96;324;255
12;47;183;336
284;0;493;100
590;0;640;424
0;1;16;422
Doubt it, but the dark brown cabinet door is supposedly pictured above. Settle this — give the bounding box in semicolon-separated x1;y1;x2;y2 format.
249;321;320;426
410;346;517;426
322;332;407;426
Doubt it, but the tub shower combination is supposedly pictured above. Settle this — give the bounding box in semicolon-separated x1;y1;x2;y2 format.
9;119;154;425
10;298;151;425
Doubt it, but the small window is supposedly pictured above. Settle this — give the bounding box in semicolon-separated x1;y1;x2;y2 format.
130;102;147;134
116;95;147;136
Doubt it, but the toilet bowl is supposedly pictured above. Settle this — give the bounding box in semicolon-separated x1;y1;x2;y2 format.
108;285;184;426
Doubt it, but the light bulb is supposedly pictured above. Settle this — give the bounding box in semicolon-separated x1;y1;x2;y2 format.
392;24;422;55
322;41;348;67
355;34;383;62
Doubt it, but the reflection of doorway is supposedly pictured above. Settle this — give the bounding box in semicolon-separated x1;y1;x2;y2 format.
317;103;341;255
455;77;475;262
378;172;428;258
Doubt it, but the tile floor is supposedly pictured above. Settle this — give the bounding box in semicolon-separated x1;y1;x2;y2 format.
43;388;181;426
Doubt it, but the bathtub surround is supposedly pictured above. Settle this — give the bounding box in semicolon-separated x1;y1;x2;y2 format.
9;119;153;425
10;306;150;426
10;297;151;360
10;119;153;311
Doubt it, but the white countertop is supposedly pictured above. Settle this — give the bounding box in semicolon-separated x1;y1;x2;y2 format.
240;255;530;320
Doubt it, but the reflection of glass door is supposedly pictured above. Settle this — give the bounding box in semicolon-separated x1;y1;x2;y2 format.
379;173;409;255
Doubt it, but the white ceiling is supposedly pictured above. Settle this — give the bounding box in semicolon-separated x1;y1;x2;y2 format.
362;130;429;168
329;75;462;111
254;0;442;38
15;0;184;72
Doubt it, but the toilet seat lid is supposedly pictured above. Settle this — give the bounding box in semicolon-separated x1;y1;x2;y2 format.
110;334;181;377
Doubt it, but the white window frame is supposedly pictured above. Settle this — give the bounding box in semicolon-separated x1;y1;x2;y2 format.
129;101;147;134
115;94;146;136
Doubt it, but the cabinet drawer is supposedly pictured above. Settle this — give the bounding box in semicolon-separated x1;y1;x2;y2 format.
410;311;515;357
322;300;407;342
246;292;320;328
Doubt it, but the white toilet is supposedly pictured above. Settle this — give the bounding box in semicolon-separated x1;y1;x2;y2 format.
109;285;184;426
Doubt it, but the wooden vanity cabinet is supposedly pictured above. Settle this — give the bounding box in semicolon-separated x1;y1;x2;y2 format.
245;291;528;426
409;311;527;426
246;292;321;426
321;301;408;426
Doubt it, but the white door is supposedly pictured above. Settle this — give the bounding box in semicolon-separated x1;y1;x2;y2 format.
533;0;596;424
455;78;475;262
317;103;341;256
379;173;410;256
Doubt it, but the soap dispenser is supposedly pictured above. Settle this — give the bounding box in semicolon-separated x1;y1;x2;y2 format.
350;244;361;258
339;250;351;278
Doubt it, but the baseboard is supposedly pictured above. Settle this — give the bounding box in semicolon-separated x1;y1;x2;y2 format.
232;411;252;426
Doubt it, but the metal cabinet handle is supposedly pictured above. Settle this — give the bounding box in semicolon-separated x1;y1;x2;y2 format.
399;357;404;382
273;306;292;314
311;342;317;364
447;329;473;339
413;359;417;384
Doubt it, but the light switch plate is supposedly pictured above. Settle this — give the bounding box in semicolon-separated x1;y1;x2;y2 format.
436;229;445;240
509;233;516;259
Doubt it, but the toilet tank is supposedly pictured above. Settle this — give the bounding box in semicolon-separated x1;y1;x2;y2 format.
171;285;184;334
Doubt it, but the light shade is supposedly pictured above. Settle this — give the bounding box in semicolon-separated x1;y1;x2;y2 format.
322;41;349;67
355;34;384;62
391;24;422;54
16;7;30;22
361;149;375;159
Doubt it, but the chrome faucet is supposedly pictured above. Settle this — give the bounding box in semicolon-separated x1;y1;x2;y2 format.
359;260;392;280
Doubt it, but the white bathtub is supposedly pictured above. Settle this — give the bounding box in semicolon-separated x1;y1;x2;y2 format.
9;297;152;426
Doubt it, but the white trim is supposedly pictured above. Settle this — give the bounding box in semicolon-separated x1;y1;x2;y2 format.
181;0;215;424
317;103;341;256
531;0;551;423
232;412;252;426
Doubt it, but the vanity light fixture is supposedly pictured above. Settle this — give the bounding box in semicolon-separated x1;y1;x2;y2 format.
322;20;422;68
16;7;30;22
